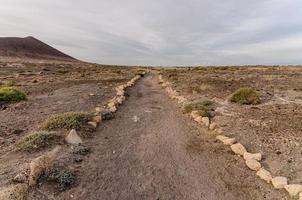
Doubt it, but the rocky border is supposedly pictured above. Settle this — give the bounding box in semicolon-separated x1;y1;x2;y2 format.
158;74;302;199
0;73;145;200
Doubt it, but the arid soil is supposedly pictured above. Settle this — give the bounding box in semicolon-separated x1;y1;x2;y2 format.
0;60;140;189
161;66;302;186
29;74;287;199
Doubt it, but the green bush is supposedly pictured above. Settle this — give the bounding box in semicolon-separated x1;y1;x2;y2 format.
41;112;93;130
48;169;76;191
230;87;260;105
183;100;214;117
17;131;61;151
0;87;26;103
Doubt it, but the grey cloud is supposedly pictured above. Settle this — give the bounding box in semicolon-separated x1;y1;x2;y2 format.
1;0;302;65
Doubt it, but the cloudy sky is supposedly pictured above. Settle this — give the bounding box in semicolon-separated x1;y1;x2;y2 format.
1;0;302;66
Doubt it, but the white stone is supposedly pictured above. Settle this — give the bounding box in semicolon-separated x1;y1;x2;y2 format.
190;111;200;119
223;138;236;145
256;168;273;183
216;135;236;145
209;122;217;130
245;159;261;171
201;117;210;127
230;143;247;156
216;135;229;142
243;152;262;161
271;176;288;189
284;184;302;197
88;121;98;128
65;129;82;145
194;116;203;124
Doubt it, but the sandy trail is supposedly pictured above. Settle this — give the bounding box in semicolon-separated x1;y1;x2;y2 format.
59;74;285;200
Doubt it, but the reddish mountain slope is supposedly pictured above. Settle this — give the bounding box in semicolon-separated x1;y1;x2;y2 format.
0;36;76;60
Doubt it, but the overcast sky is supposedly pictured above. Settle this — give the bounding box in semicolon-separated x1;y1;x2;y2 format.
1;0;302;66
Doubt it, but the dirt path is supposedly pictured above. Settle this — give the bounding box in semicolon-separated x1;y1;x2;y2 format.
59;74;286;200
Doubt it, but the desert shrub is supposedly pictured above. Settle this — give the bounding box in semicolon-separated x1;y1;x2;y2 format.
230;87;260;105
0;87;26;103
41;112;93;130
48;169;76;191
183;100;214;117
17;131;61;151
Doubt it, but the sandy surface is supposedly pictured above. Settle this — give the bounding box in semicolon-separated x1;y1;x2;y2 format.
53;74;287;200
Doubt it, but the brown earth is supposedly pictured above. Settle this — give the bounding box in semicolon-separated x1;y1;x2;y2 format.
161;66;302;187
29;74;286;199
0;60;141;189
0;36;75;61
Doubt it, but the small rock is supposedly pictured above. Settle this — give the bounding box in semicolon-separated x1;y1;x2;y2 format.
92;116;102;124
65;129;83;145
109;106;117;113
256;168;272;183
89;93;95;96
190;111;199;119
13;172;28;183
95;107;102;113
230;143;247;156
284;184;302;197
201;117;210;127
194;116;203;124
245;159;261;171
216;135;229;142
209;122;217;130
271;176;288;189
299;192;302;200
223;138;236;145
101;111;113;120
88;121;98;128
243;152;262;161
12;129;24;135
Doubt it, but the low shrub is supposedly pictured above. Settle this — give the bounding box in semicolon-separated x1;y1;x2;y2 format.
48;168;76;191
41;112;93;130
17;131;61;151
183;100;214;117
230;87;260;105
0;87;26;103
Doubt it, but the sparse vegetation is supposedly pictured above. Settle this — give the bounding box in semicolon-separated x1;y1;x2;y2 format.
230;87;260;105
48;168;76;191
16;131;61;151
0;87;26;103
183;100;214;117
72;145;90;155
41;112;93;130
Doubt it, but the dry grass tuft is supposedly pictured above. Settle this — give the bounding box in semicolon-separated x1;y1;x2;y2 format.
230;87;260;105
183;100;214;117
41;112;93;130
17;131;62;152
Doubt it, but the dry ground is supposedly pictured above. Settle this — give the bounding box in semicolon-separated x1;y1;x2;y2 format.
161;66;302;185
0;59;141;189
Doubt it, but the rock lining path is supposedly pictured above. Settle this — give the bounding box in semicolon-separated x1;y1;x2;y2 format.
59;74;285;200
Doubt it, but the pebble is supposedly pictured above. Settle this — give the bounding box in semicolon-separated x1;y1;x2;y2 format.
284;184;302;197
256;168;272;183
230;143;247;156
245;159;261;171
243;152;262;161
271;176;288;189
65;129;83;145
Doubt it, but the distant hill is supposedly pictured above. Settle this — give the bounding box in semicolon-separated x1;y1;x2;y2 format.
0;36;76;61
